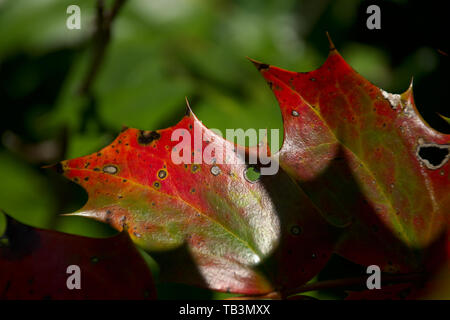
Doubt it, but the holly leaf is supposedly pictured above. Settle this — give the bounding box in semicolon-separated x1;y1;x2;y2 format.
0;212;156;299
53;108;337;295
51;36;449;297
250;35;450;273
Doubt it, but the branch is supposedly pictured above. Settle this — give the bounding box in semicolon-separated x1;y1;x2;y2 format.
282;272;426;298
78;0;127;95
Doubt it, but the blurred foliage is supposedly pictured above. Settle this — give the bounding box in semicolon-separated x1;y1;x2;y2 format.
0;0;449;299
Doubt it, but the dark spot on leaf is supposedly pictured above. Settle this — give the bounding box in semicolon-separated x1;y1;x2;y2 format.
93;168;100;172
84;177;89;181
84;162;90;169
49;162;64;174
309;77;316;81
138;130;161;145
91;256;99;264
257;63;269;71
97;153;102;157
210;165;221;176
103;165;118;175
153;181;161;189
290;225;302;235
157;169;167;180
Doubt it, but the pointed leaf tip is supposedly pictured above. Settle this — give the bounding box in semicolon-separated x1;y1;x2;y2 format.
406;77;414;93
42;162;64;174
184;96;194;117
409;77;414;89
247;57;270;72
437;113;450;125
326;31;336;51
401;77;415;100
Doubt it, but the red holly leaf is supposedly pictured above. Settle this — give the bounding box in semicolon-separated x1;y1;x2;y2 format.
0;212;156;299
250;35;450;273
51;36;449;297
54;108;336;295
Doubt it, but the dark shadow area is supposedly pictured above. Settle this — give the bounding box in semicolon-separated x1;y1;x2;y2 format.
0;50;77;140
255;145;447;297
150;243;212;299
307;0;450;133
0;0;448;299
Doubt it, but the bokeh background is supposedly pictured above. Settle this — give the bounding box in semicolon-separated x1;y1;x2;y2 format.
0;0;449;299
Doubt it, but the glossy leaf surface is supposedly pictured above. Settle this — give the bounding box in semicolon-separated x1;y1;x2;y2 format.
56;110;336;295
251;40;450;272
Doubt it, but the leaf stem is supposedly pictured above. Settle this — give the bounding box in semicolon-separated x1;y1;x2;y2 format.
78;0;127;95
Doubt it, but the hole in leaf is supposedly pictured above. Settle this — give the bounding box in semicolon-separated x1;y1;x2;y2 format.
416;144;450;169
244;166;261;183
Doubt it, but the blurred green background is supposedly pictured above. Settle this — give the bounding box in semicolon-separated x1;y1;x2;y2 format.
0;0;449;299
